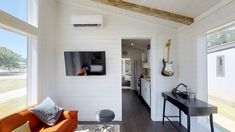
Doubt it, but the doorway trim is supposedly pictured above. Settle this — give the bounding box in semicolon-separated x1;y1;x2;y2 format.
121;35;157;121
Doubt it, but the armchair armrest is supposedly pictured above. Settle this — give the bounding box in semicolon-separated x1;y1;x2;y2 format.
60;111;78;121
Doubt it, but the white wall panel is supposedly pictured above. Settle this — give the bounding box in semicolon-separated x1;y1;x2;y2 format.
54;1;178;121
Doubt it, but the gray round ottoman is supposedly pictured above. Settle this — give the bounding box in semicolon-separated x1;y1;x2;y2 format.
96;109;115;132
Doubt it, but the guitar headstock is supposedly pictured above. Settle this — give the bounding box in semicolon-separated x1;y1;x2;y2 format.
166;39;171;47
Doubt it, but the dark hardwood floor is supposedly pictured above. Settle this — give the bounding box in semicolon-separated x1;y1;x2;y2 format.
120;89;186;132
79;89;186;132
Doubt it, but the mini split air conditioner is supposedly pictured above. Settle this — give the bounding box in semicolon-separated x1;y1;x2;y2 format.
71;15;103;27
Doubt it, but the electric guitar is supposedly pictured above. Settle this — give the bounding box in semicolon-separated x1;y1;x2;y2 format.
162;39;174;76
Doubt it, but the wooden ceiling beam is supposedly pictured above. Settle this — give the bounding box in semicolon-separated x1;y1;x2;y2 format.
91;0;194;25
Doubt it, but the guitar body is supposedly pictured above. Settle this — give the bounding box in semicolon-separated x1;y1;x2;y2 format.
162;59;174;77
162;39;174;77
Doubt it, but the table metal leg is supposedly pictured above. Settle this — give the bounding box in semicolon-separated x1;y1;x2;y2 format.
162;99;166;124
179;109;181;125
210;114;214;132
187;114;190;132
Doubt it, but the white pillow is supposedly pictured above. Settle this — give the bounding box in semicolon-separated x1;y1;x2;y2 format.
12;121;31;132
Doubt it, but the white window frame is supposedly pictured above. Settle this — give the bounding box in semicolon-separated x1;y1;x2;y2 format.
0;0;39;105
206;23;235;49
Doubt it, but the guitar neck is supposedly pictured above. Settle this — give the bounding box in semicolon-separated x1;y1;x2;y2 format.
167;46;170;63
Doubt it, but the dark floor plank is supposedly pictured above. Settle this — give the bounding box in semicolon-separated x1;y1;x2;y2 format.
120;89;186;132
79;89;186;132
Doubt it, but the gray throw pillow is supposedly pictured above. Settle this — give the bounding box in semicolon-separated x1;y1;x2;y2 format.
29;97;64;126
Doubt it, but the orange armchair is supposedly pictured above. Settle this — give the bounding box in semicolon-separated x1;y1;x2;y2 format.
0;107;78;132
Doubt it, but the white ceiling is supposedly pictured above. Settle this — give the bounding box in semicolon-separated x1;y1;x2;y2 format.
58;0;227;28
124;0;222;18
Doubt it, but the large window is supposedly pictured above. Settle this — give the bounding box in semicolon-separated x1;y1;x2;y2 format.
0;0;28;22
207;23;235;131
0;0;38;27
0;29;28;118
207;25;235;48
0;0;38;118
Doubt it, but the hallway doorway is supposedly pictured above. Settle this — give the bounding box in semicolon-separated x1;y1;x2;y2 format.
121;38;151;119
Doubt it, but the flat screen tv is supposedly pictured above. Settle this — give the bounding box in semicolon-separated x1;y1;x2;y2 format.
64;51;106;76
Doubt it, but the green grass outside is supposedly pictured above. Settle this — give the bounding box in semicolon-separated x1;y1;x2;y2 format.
0;96;27;119
209;98;235;121
0;79;27;119
0;79;26;93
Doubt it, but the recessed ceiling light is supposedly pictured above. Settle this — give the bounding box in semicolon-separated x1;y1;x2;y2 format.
131;43;134;46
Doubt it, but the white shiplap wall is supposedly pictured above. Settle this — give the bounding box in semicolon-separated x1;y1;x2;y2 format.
38;0;57;101
38;0;235;130
53;1;179;121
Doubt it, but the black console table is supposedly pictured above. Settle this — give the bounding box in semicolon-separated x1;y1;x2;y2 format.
162;92;217;132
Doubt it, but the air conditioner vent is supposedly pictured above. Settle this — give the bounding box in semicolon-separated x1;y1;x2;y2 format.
71;15;103;27
73;24;102;27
